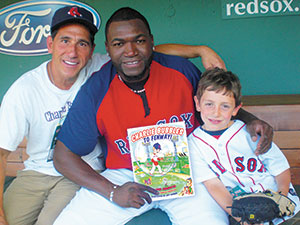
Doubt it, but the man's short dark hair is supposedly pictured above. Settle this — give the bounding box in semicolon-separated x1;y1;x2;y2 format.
105;7;151;40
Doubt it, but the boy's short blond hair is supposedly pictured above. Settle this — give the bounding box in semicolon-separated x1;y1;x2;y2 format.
196;67;242;107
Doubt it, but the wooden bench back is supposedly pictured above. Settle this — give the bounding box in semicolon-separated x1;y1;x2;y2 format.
5;95;300;186
243;94;300;185
5;138;27;177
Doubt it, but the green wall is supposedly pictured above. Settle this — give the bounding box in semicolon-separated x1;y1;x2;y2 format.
0;0;299;102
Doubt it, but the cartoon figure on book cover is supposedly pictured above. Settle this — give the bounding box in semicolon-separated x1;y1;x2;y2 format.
179;177;194;196
150;143;164;175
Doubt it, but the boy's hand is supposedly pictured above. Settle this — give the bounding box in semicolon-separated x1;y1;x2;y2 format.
246;119;273;155
112;182;159;208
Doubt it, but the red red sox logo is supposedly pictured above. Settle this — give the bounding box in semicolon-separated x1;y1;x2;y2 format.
68;7;82;17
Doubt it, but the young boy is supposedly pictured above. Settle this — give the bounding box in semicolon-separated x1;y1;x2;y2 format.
188;68;300;224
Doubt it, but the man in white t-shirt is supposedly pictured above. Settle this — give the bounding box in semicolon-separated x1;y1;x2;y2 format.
0;5;228;225
0;6;109;225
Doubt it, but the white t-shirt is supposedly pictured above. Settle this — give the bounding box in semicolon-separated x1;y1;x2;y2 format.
0;53;110;176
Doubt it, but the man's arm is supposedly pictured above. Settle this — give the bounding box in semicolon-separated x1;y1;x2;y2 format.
235;108;273;155
53;141;158;209
0;148;10;225
154;44;226;70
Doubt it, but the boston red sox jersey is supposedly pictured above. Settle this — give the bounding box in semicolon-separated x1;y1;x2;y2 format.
189;119;300;224
58;52;201;170
189;120;290;192
0;53;109;176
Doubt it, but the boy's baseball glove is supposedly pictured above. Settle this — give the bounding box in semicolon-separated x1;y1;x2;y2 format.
230;189;296;224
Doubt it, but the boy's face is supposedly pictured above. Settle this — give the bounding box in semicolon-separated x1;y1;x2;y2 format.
153;147;159;154
194;88;242;131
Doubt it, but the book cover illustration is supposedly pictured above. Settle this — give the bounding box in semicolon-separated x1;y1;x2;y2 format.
127;121;195;201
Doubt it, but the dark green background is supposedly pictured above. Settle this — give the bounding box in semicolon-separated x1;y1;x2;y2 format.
1;0;299;102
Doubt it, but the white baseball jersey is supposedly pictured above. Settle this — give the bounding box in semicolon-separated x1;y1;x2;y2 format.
188;119;300;224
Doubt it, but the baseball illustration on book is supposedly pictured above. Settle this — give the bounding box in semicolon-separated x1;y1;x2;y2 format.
127;121;195;201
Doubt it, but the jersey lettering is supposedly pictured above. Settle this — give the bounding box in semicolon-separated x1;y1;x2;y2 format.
169;115;179;123
156;119;166;125
209;164;220;177
212;160;226;174
180;113;193;129
235;157;264;173
116;113;194;155
258;164;266;173
235;157;245;172
247;158;257;172
114;139;130;155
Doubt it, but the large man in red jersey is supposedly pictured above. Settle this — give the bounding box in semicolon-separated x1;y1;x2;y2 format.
53;7;273;225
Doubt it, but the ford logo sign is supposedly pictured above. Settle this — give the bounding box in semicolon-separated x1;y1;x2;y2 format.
0;0;100;56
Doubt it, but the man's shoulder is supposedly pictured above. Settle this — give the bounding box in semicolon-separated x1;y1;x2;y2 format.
153;51;197;69
85;59;115;84
78;60;116;105
19;60;47;80
5;61;47;95
1;61;48;116
91;53;110;62
87;53;110;73
152;52;201;88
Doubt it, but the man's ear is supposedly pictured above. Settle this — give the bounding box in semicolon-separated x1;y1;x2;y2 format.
105;41;109;56
150;34;154;49
47;36;53;54
232;103;243;116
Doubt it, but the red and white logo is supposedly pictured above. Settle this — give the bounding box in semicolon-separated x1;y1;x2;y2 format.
68;7;82;17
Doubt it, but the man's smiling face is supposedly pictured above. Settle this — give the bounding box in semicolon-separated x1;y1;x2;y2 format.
47;23;94;82
105;19;154;83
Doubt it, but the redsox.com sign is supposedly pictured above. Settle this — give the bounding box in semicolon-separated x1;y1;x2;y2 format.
222;0;300;19
0;0;100;56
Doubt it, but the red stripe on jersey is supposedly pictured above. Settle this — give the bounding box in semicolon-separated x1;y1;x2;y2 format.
192;133;220;161
193;131;246;187
225;123;246;173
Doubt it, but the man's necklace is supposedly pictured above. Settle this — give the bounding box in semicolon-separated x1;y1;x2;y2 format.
117;74;145;94
117;73;150;117
131;88;145;94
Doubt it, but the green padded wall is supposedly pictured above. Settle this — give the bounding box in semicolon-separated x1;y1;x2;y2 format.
0;0;299;102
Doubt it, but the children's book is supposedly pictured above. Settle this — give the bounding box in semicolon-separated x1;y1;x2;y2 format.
127;121;195;201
